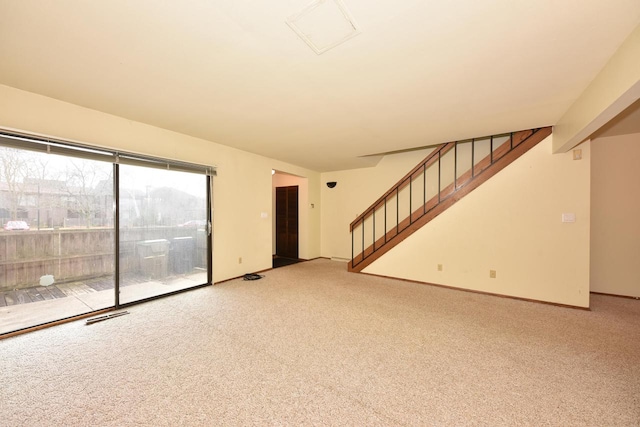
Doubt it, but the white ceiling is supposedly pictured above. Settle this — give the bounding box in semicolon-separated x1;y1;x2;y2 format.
0;1;639;171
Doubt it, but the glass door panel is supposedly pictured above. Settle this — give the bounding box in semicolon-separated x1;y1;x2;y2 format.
0;148;114;334
118;165;207;305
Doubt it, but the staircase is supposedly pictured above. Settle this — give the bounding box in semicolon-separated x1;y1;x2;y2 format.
349;127;552;272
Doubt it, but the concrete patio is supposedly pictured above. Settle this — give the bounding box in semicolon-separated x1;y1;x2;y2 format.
0;271;207;335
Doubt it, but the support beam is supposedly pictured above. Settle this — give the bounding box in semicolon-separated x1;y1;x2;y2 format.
553;24;640;153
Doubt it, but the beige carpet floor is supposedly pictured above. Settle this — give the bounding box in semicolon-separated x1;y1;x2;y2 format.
1;259;639;426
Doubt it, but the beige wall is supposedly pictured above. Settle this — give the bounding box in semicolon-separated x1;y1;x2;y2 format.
0;84;321;282
272;172;311;258
327;136;590;307
591;132;640;297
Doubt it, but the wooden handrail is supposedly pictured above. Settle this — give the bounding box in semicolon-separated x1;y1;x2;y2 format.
349;129;542;230
349;126;552;271
350;142;455;230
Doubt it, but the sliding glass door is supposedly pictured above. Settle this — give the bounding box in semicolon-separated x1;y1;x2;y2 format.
0;132;212;336
0;147;115;334
118;165;208;305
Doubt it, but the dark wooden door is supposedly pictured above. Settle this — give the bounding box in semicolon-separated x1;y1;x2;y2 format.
275;186;298;259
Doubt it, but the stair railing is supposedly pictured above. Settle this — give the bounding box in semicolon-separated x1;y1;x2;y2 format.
350;128;547;270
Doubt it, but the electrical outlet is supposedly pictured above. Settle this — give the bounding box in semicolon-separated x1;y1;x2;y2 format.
437;264;443;271
238;257;242;264
489;270;496;278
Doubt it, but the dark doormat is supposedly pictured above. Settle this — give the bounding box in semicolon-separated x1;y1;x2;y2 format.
273;256;301;269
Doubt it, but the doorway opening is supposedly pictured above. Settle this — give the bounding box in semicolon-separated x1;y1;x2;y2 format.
275;185;299;268
272;171;309;269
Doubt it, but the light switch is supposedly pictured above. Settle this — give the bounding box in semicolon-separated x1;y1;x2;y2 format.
562;213;576;223
260;212;268;219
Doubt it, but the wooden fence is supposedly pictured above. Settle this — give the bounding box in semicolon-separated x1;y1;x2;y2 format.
0;227;207;292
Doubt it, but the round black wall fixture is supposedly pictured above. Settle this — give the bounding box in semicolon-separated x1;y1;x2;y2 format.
326;182;337;188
